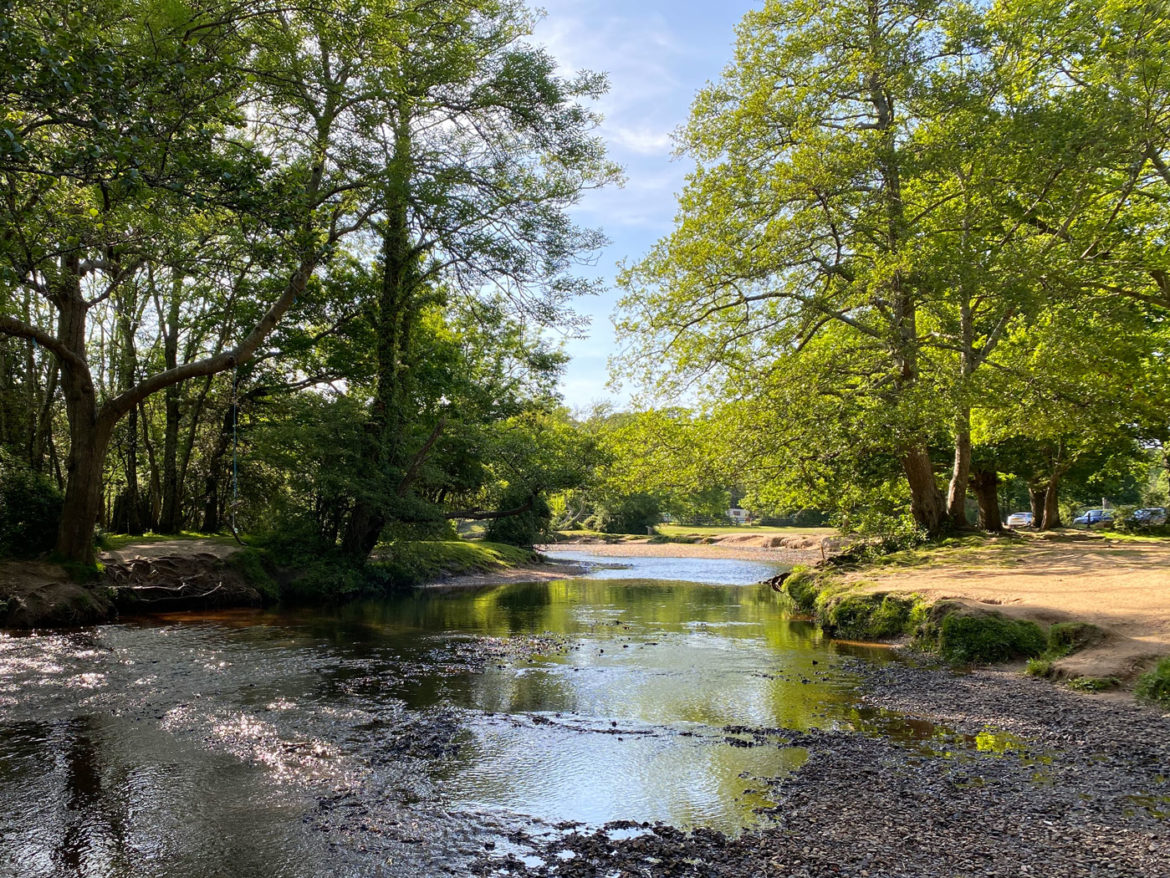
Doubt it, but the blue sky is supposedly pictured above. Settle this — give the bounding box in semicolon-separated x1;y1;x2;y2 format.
531;0;759;411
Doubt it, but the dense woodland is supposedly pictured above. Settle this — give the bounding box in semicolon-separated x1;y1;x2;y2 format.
2;0;1169;573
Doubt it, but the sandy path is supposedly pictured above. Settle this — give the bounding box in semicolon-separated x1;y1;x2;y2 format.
539;539;827;566
101;538;241;563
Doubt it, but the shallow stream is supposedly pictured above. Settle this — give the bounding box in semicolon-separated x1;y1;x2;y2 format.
1;552;939;876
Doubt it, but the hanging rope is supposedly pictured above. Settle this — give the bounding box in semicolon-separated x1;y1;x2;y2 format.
228;367;245;547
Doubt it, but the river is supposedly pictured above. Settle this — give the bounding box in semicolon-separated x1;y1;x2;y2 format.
1;551;920;877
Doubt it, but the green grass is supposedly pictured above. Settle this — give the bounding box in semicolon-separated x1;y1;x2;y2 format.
1135;657;1170;708
377;539;535;580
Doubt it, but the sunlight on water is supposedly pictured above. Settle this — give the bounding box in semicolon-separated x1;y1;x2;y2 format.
0;555;915;876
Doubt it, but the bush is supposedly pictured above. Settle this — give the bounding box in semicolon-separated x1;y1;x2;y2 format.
1135;657;1170;708
0;454;62;558
485;489;551;547
586;492;661;535
938;612;1046;664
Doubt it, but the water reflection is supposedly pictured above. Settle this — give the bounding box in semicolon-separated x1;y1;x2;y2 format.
0;561;929;875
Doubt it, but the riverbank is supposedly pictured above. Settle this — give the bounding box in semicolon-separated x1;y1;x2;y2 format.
0;537;585;628
542;534;832;566
774;531;1170;696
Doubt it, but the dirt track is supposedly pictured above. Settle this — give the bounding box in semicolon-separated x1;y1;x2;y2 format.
848;538;1170;681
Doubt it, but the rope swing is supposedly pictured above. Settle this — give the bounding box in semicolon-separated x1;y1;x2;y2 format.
228;367;245;547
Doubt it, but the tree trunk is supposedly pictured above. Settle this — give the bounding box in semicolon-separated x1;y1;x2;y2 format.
54;261;107;565
158;276;183;532
970;469;1002;531
1029;487;1046;525
201;398;237;533
946;413;971;527
342;104;416;561
901;445;947;535
123;403;143;535
1042;475;1062;530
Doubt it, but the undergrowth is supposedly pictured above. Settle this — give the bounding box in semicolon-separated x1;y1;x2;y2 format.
240;539;537;604
1136;658;1170;708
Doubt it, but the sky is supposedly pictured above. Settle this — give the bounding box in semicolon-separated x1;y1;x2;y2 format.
530;0;759;412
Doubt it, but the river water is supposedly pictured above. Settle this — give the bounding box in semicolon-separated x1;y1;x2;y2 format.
0;552;914;877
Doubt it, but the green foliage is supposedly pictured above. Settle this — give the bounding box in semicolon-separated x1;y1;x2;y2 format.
586;492;662;535
0;454;62;558
938;613;1046;665
485;487;552;547
227;548;279;602
823;593;918;641
779;567;822;612
1047;622;1107;658
1066;677;1120;693
1135;658;1170;708
1025;658;1054;678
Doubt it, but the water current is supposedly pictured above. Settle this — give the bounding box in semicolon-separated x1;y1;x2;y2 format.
0;551;918;877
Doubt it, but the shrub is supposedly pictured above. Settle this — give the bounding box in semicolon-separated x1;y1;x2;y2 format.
938;612;1046;664
0;454;62;558
485;489;552;547
1135;657;1170;708
1026;658;1054;678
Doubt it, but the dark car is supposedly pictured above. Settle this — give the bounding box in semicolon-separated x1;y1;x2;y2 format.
1130;507;1168;527
1073;508;1113;528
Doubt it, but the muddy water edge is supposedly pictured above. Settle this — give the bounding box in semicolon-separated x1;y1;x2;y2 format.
0;553;1166;878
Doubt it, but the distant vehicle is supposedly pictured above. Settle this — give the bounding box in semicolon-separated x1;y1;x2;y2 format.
1073;508;1114;528
1005;511;1034;528
1130;507;1168;527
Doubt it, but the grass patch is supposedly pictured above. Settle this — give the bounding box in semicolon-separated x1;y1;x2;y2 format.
376;540;535;583
1026;658;1054;678
937;613;1046;664
1067;676;1120;693
1136;657;1170;708
1046;622;1107;657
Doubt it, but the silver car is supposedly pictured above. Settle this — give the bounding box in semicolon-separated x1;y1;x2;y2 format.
1005;511;1034;528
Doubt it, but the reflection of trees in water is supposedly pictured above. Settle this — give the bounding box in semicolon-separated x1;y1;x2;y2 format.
50;716;133;876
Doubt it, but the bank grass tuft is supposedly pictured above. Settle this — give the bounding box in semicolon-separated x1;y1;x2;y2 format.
1046;621;1107;657
937;612;1046;664
1026;657;1054;678
1135;657;1170;708
1067;676;1121;693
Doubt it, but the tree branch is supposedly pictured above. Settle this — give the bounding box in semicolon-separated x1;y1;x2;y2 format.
0;316;88;373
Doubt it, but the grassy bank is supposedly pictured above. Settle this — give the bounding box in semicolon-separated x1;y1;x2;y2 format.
232;539;539;604
778;565;1049;664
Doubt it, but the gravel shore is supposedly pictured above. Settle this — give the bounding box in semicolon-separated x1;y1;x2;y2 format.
476;658;1170;878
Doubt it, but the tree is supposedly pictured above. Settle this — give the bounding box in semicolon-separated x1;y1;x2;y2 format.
616;0;998;534
0;0;391;562
338;0;619;560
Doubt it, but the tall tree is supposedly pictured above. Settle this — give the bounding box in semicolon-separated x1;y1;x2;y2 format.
338;0;619;559
0;0;384;562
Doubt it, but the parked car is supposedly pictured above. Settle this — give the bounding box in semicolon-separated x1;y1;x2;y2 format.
1130;507;1168;527
1073;508;1114;528
1005;511;1034;528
